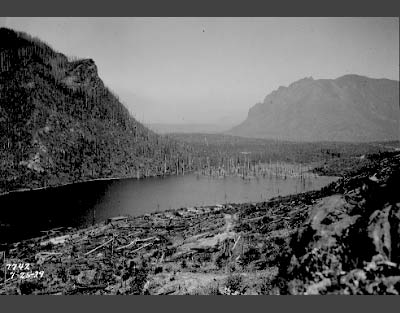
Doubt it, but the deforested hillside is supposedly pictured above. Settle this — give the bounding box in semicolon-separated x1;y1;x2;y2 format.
0;28;195;193
2;151;399;295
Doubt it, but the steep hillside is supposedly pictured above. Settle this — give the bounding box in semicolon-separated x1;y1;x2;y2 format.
229;75;399;142
0;28;194;193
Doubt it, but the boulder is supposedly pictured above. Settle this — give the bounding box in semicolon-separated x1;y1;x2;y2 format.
368;206;392;260
76;269;97;285
296;195;360;251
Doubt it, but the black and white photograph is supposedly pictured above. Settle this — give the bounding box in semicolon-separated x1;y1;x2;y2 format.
0;16;399;295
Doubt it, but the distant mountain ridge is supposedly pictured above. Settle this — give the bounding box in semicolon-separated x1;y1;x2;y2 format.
0;28;194;193
229;75;399;142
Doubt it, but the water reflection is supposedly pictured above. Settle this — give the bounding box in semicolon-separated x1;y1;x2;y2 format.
0;174;336;243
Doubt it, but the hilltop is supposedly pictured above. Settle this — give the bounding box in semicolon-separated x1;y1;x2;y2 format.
229;75;399;142
0;28;195;193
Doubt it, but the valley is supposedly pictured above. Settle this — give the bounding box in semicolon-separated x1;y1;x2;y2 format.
1;25;399;296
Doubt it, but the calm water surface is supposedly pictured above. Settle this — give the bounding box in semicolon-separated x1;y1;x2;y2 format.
0;174;337;243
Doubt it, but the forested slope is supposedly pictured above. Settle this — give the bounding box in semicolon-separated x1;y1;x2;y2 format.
0;28;195;193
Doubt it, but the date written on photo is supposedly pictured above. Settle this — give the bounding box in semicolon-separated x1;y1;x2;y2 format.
6;263;45;280
10;271;45;280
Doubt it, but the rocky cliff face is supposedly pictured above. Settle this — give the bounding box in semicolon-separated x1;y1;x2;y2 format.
229;75;399;142
272;152;400;294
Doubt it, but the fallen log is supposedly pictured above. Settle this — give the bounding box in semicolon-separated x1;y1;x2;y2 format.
137;236;157;243
129;243;152;254
0;277;17;287
106;216;128;224
35;252;63;263
39;226;66;235
36;252;62;256
115;238;138;251
67;284;107;295
40;235;70;246
232;235;241;251
157;288;176;295
116;237;157;251
190;246;219;253
159;252;165;263
84;238;114;256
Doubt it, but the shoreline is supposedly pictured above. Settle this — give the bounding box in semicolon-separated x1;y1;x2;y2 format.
0;187;332;294
0;171;193;197
1;152;398;295
0;174;339;246
0;162;337;197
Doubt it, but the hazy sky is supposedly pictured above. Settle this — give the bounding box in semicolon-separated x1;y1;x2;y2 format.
2;17;399;124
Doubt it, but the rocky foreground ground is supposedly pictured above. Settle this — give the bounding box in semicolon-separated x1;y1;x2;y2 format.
1;151;399;295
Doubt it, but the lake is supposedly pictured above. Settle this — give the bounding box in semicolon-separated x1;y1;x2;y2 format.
0;173;337;243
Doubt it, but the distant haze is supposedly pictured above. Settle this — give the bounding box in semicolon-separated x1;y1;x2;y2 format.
2;17;399;125
146;123;234;134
